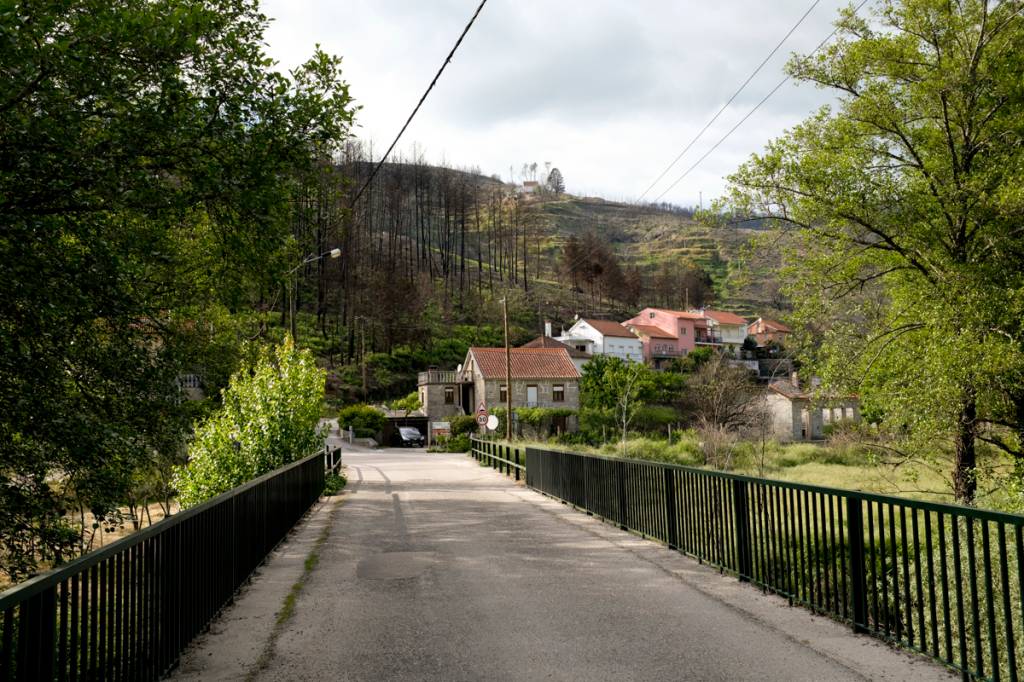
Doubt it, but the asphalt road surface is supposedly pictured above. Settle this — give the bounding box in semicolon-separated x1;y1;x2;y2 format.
177;446;949;681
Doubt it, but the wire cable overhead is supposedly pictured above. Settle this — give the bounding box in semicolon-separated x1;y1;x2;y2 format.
637;0;822;202
349;0;489;208
651;0;869;203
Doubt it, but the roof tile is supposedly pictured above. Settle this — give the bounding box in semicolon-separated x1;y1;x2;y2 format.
469;347;581;380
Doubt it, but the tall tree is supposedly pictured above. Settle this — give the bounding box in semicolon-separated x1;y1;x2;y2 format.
547;167;566;196
724;0;1024;503
0;0;356;578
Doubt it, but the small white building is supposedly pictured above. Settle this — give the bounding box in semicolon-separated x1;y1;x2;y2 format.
557;318;643;363
766;375;860;442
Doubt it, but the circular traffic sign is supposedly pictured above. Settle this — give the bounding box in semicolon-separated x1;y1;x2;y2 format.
486;414;499;431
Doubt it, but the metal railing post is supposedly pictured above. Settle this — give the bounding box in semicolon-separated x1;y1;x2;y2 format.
846;497;869;633
732;479;753;581
617;460;628;530
514;449;520;481
664;469;679;550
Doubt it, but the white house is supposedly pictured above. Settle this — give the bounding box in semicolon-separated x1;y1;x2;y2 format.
557;318;643;363
696;309;750;351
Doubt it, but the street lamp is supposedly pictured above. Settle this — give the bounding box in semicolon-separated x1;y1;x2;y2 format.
287;248;342;340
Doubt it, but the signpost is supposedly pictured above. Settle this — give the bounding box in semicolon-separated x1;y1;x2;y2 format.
476;403;488;427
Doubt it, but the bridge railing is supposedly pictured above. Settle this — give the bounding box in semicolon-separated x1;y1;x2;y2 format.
522;443;1024;681
470;438;524;481
0;449;326;680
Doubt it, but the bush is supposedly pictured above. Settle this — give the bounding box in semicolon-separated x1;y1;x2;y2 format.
338;404;386;436
323;472;347;495
428;434;471;453
173;339;325;508
450;414;479;437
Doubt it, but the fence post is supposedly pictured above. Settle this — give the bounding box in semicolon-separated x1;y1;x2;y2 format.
617;460;628;530
664;469;679;549
846;497;869;633
732;480;753;581
514;449;520;481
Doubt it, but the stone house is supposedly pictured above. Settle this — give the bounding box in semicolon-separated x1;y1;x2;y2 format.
417;368;465;422
766;374;860;442
458;347;581;430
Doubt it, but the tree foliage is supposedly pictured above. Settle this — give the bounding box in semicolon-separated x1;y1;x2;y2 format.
724;0;1024;503
0;0;355;578
172;340;325;508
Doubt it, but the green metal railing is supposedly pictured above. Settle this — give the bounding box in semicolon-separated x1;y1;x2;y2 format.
471;437;1024;681
470;439;524;481
0;450;327;680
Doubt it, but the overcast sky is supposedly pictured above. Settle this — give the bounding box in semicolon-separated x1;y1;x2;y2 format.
260;0;851;207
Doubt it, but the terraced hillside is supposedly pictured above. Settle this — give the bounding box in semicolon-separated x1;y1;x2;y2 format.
524;195;782;318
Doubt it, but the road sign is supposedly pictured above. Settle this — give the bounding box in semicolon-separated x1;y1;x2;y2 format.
486;415;499;431
476;403;489;426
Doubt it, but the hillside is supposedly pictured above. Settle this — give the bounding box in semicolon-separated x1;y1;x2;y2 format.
522;195;782;318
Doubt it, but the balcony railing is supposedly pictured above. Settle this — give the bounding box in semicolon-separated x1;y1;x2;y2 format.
650;347;683;357
417;370;458;385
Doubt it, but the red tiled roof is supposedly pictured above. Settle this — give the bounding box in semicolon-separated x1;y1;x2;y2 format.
582;319;637;338
468;347;581;380
627;324;676;339
768;380;809;400
520;335;590;358
643;308;704;320
702;309;748;326
756;318;792;333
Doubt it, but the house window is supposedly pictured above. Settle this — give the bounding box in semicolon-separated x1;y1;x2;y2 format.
575;344;586;352
553;384;565;402
499;384;508;403
444;386;454;404
680;328;686;336
649;312;655;319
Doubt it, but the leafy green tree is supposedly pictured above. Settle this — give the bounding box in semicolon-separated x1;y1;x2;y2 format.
173;339;325;508
338;405;387;438
724;0;1024;503
0;0;355;577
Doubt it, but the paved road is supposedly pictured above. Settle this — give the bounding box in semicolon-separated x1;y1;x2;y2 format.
178;447;948;681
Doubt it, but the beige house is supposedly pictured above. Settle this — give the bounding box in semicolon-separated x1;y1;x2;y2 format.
766;375;860;442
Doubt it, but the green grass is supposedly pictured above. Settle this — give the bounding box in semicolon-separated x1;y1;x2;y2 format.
492;434;1013;509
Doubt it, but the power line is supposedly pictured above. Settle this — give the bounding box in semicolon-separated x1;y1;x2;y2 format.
349;0;489;208
637;0;822;202
652;0;869;203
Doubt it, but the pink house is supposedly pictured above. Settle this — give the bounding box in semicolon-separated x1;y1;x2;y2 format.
623;308;708;368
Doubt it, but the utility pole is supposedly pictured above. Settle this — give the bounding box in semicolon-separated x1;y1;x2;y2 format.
501;297;512;440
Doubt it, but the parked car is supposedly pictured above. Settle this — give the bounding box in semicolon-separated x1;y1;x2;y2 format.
398;426;425;448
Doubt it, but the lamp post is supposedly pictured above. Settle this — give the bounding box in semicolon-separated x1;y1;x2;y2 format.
287;248;341;341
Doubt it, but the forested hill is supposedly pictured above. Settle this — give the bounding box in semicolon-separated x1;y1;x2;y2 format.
338;152;782;317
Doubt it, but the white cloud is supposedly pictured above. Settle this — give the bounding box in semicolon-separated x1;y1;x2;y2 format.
260;0;850;206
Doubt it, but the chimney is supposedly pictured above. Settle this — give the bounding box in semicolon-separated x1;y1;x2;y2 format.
791;371;800;389
544;320;553;337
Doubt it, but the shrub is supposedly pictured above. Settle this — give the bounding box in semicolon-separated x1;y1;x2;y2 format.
173;339;325;508
428;434;471;453
338;404;387;436
323;472;347;495
450;414;479;437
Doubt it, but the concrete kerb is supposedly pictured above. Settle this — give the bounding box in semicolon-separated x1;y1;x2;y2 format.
507;486;953;681
172;491;345;681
